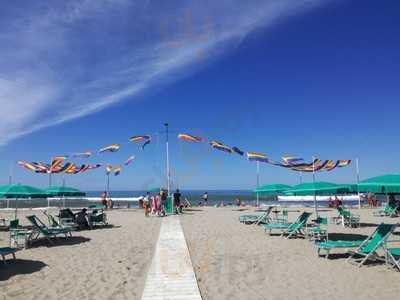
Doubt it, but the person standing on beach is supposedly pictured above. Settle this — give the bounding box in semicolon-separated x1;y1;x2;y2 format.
101;191;108;209
202;192;208;206
173;189;181;214
143;192;150;217
160;189;167;217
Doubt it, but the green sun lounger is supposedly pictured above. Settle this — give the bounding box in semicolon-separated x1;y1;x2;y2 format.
373;204;397;217
262;212;312;239
316;223;396;264
26;215;73;245
336;207;360;228
0;247;18;264
239;206;273;225
43;211;78;231
385;247;400;271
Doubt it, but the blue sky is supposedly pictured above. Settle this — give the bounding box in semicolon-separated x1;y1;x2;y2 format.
1;0;400;190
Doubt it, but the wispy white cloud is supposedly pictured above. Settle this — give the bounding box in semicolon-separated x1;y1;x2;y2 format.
0;0;328;145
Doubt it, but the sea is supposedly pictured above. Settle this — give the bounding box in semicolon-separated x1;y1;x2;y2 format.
0;189;374;209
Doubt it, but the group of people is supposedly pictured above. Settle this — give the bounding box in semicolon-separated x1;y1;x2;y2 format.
328;196;343;208
387;193;400;213
367;192;379;207
142;189;186;217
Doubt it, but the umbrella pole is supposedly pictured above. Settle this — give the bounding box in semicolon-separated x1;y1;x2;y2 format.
312;157;318;217
256;161;260;207
356;158;361;209
14;197;18;219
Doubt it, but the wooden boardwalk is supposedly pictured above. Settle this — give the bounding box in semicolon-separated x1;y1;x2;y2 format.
141;215;202;300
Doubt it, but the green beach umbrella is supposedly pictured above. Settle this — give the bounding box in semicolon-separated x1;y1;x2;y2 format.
45;186;86;208
45;186;86;197
148;187;161;193
253;184;292;195
283;182;354;196
358;174;400;194
0;184;48;218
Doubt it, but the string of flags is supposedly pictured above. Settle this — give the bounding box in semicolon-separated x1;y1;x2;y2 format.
178;132;351;173
16;130;352;176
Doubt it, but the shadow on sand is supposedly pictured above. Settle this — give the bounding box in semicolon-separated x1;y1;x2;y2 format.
29;236;91;248
0;259;47;281
326;233;368;241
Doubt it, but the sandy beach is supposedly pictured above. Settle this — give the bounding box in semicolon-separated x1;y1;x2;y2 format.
1;206;400;299
0;209;161;300
181;207;400;300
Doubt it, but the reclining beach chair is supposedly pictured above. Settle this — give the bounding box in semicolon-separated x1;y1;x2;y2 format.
373;204;398;217
315;223;396;264
262;212;312;239
44;210;78;231
57;208;78;228
385;247;400;271
26;215;73;245
0;247;18;264
239;206;273;225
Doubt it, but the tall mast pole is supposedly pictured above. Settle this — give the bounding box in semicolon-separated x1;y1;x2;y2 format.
356;158;361;209
165;123;171;196
256;161;260;207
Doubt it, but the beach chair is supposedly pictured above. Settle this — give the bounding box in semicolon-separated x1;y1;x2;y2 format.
336;207;360;228
385;247;400;271
26;215;73;245
57;208;78;227
373;204;397;217
239;206;273;225
44;211;78;231
9;219;33;249
274;207;288;224
88;209;108;227
0;247;18;264
315;223;396;264
306;217;328;241
262;212;312;239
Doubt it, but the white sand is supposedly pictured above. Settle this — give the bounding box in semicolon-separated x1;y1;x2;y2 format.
180;206;400;300
0;209;161;300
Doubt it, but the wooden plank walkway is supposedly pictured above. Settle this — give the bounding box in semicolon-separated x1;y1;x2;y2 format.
141;215;202;300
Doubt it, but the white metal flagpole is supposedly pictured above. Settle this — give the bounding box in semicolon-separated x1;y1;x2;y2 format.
256;161;260;207
356;158;361;209
165;123;171;196
312;156;318;217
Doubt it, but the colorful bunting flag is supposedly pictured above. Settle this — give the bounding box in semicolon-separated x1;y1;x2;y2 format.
247;152;269;163
73;151;92;158
99;144;121;153
129;135;151;143
232;147;244;156
210;141;233;153
106;164;113;175
142;139;151;150
178;133;203;143
17;161;38;172
124;155;135;166
337;160;351;167
114;165;122;176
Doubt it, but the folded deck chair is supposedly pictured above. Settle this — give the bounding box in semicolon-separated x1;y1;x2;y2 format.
88;211;108;227
385;247;400;271
373;204;397;217
26;215;73;245
262;212;312;239
0;247;18;264
316;223;396;264
239;206;273;225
